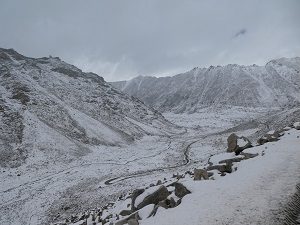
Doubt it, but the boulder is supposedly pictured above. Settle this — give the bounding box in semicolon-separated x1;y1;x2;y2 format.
128;219;139;225
257;130;283;145
227;133;239;152
218;157;243;164
207;162;233;173
119;209;132;216
158;197;177;209
136;186;170;210
173;182;191;198
194;168;209;180
115;212;140;225
294;122;300;130
240;152;259;159
227;133;252;155
130;189;145;211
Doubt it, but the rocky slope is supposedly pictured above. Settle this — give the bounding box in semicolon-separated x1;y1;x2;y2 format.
112;57;300;113
53;123;300;225
0;48;179;168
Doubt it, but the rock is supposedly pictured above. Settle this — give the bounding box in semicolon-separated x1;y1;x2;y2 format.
136;186;170;210
235;136;252;155
194;168;209;180
119;209;132;216
115;212;140;225
240;152;259;159
257;130;283;145
218;157;243;164
207;162;232;173
207;172;214;177
172;173;184;179
130;189;145;211
173;182;191;198
158;197;177;209
227;133;252;155
128;219;139;225
294;122;300;130
156;180;162;185
227;133;238;152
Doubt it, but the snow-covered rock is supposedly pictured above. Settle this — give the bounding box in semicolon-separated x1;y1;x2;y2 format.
227;133;252;154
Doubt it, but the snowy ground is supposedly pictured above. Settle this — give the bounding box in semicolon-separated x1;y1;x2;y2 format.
0;106;292;225
142;128;300;225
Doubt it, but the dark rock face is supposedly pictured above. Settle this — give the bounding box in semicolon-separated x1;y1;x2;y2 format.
136;186;170;210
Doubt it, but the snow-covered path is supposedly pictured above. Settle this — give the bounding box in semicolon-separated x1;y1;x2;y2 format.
142;129;300;225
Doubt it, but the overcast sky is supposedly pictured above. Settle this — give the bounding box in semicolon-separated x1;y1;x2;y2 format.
0;0;300;81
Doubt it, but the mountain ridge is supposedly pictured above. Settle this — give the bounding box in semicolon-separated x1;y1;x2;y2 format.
111;57;300;113
0;48;180;168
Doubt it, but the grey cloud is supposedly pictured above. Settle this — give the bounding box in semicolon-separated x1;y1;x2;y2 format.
0;0;299;81
234;29;247;38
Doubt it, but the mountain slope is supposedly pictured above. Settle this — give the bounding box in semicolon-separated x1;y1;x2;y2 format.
112;57;300;113
0;48;179;168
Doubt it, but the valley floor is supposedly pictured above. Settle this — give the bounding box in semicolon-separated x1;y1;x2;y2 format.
0;106;296;225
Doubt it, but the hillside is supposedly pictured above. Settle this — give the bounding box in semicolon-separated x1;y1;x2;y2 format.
112;58;300;113
0;48;180;168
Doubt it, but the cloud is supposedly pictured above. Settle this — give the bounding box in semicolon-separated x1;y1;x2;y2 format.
234;29;247;38
0;0;299;81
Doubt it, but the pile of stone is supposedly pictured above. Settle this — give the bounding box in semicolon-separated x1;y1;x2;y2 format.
55;180;191;225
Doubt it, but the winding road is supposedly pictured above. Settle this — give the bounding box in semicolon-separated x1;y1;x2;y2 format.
104;135;206;185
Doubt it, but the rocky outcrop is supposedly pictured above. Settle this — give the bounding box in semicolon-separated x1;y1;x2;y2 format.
173;182;191;198
207;162;233;174
136;186;170;210
227;133;252;155
257;130;283;145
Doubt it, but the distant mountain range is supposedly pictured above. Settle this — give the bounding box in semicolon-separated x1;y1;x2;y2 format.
112;57;300;113
0;48;179;168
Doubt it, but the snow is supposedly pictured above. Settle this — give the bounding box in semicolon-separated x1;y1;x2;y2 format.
135;186;161;207
237;137;248;147
112;57;300;112
142;129;300;225
294;122;300;127
1;48;299;225
138;204;155;219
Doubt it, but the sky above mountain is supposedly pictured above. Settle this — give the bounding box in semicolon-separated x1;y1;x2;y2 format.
0;0;299;81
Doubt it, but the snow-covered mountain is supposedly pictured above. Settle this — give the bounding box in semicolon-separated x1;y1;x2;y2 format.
112;57;300;113
0;48;179;168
